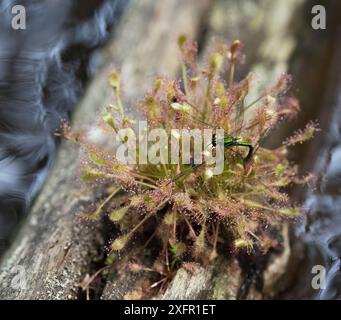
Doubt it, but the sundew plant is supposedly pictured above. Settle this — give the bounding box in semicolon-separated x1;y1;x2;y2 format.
65;36;318;278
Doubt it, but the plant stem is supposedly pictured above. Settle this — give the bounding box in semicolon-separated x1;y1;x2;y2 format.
183;215;197;238
130;171;156;184
91;187;121;218
181;62;189;95
213;221;219;252
228;59;236;88
128;198;170;243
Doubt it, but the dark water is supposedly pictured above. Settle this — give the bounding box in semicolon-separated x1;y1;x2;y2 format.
0;0;126;249
288;27;341;299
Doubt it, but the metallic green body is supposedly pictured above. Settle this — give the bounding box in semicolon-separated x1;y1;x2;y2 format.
212;134;253;163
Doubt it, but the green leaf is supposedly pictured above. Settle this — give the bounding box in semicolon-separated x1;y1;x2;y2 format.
143;194;151;202
275;164;285;177
80;212;101;220
105;252;117;266
108;71;120;90
164;212;175;225
89;152;112;167
111;163;127;173
194;227;206;256
209;52;223;74
243;199;265;210
278;207;300;217
177;34;187;49
234;238;253;249
154;79;162;93
171;102;191;113
109;104;120;111
109;206;129;222
81;165;108;182
102;111;117;131
170;242;186;258
111;234;130;251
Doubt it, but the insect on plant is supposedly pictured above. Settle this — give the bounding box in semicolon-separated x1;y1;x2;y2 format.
65;35;319;296
166;93;255;184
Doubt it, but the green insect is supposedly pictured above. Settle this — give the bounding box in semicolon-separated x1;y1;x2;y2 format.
212;134;253;163
169;132;253;183
169;102;254;181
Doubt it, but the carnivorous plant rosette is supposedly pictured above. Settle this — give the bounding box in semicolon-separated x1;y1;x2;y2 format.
64;36;318;270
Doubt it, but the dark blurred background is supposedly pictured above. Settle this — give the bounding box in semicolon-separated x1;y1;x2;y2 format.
0;0;126;247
